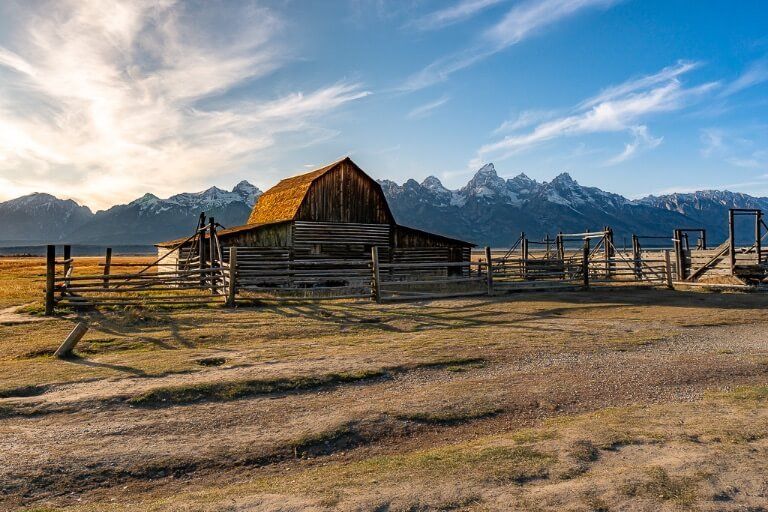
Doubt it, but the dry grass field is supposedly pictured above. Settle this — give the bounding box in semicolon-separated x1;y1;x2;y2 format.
2;256;768;511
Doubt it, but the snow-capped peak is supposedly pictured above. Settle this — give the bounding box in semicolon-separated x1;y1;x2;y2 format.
421;175;449;193
232;181;262;207
476;163;496;176
550;172;577;186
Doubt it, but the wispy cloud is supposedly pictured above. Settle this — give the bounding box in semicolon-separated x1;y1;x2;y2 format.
493;109;557;134
402;0;618;91
472;61;716;167
720;57;768;97
485;0;617;48
0;1;369;208
700;128;725;158
605;125;662;165
699;127;768;171
409;0;507;31
407;95;450;119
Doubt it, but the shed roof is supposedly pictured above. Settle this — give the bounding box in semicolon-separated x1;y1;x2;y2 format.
155;220;289;248
394;224;476;247
247;157;347;224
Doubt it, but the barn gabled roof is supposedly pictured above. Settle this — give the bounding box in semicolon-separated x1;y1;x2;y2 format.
247;157;349;224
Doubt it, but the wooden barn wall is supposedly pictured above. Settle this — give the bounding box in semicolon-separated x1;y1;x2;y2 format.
293;221;390;260
156;247;180;274
295;161;393;224
218;223;292;248
391;227;471;262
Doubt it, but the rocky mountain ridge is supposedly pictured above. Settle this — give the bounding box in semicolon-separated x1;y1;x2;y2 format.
1;165;765;247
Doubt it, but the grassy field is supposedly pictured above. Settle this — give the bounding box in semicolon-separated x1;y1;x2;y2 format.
1;257;768;511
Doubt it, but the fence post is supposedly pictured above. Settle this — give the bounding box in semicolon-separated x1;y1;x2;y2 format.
728;209;736;276
756;211;762;266
582;239;590;289
673;229;684;280
45;244;55;316
631;234;641;280
54;322;88;359
521;235;529;280
103;247;112;289
603;228;613;279
226;246;238;307
208;217;217;294
371;246;381;303
484;246;493;295
664;250;674;289
63;245;71;278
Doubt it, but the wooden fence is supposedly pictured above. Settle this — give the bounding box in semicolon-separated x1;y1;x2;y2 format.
45;244;230;312
226;246;371;301
44;241;677;313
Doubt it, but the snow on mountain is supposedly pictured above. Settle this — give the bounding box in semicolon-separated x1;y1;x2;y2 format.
638;190;768;215
383;165;627;213
0;193;93;242
232;180;261;206
131;182;263;214
0;181;263;244
381;164;697;245
3;168;767;248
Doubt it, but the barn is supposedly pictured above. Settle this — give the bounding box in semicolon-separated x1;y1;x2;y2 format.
156;157;473;269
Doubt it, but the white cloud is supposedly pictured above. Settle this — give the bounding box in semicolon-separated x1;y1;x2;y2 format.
700;128;725;158
406;95;450;119
401;0;618;91
493;109;557;134
699;127;767;171
720;57;768;97
473;61;716;166
409;0;507;31
0;1;369;208
605;125;662;165
484;0;617;48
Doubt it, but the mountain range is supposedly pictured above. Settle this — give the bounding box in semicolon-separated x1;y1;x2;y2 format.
2;164;766;247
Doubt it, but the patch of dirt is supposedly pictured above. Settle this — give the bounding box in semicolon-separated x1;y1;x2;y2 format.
0;305;48;325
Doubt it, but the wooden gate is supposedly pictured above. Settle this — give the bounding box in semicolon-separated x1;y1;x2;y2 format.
44;218;230;313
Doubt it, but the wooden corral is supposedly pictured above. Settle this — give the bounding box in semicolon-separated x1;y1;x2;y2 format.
674;209;767;286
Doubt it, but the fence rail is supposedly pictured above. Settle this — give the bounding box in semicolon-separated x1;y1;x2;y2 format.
44;242;678;313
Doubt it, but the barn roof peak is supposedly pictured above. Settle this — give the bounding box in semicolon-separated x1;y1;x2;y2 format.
247;156;387;225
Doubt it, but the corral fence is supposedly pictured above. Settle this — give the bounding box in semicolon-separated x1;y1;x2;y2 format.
224;247;371;301
44;232;681;314
44;216;231;314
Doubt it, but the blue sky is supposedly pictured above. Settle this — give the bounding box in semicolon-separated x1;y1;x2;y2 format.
0;0;766;209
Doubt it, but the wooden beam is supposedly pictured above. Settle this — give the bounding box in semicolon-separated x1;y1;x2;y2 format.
226;246;237;307
582;239;590;289
632;234;641;280
756;210;762;265
664;250;673;288
45;245;55;316
485;246;493;295
54;322;88;358
729;209;736;275
62;245;71;278
521;235;529;280
102;247;112;289
371;246;381;303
